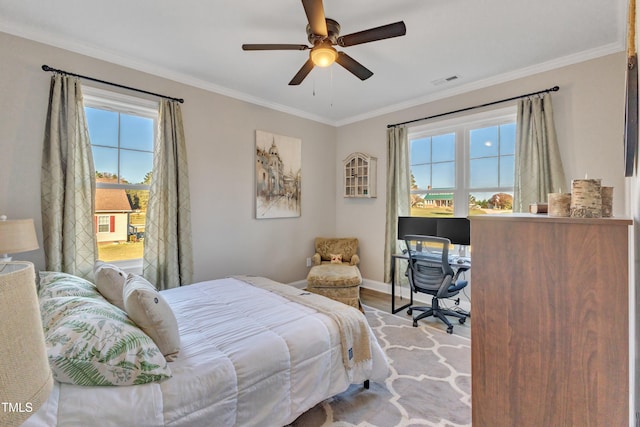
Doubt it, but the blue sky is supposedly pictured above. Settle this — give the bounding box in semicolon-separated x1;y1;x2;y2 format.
85;107;154;184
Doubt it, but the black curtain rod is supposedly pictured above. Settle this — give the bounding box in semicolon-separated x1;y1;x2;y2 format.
41;64;184;104
387;85;559;128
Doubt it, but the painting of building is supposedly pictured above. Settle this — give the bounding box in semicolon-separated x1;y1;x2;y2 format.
256;130;301;219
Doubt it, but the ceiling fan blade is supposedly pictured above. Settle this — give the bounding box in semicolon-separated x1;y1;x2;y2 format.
337;21;406;47
242;44;309;51
335;52;373;81
289;59;315;85
302;0;327;36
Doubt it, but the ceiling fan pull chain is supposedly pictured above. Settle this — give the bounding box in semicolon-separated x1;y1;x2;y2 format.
330;67;334;108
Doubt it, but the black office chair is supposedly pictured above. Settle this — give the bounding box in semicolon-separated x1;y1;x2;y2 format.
404;235;469;334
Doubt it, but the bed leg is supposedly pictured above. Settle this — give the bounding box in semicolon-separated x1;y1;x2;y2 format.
364;380;370;389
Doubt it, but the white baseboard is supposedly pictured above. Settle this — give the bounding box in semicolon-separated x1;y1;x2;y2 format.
288;277;471;313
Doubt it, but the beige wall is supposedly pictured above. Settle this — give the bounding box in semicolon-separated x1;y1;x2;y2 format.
0;31;629;287
336;52;628;283
0;31;337;284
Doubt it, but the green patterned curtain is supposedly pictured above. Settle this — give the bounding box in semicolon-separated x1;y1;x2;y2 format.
143;100;193;290
41;75;97;279
383;126;410;283
513;94;567;212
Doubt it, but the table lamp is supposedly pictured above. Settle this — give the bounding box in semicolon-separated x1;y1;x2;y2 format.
0;216;52;425
0;215;39;262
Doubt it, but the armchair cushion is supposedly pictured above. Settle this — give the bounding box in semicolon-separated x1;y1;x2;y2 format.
307;264;362;288
314;238;359;265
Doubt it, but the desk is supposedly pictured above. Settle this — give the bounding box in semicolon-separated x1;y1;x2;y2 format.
390;252;470;314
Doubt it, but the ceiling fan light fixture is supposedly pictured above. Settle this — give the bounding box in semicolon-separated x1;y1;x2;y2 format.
242;0;407;85
310;45;338;67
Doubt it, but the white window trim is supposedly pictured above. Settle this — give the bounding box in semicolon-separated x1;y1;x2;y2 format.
409;106;517;216
83;86;158;117
113;258;143;275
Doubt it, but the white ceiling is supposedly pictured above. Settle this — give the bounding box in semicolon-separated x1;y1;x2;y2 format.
0;0;627;126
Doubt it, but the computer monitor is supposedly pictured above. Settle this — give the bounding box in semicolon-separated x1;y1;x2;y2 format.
436;217;470;246
397;216;470;246
397;216;437;240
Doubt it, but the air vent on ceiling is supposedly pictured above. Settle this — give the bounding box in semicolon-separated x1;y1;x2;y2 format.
431;75;461;86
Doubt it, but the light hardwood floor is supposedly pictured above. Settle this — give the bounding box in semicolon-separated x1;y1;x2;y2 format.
360;287;471;339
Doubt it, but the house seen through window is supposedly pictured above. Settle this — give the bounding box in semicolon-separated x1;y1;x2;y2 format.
409;107;516;218
83;87;158;263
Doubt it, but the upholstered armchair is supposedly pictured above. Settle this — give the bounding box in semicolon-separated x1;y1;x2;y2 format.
312;237;360;266
307;237;363;311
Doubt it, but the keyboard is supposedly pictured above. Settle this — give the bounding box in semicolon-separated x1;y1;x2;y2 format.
409;252;470;266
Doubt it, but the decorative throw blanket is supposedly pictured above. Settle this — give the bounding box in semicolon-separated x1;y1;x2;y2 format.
233;275;372;377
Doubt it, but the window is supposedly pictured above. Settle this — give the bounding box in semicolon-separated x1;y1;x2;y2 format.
409;107;516;217
97;215;113;233
83;87;158;263
410;133;456;215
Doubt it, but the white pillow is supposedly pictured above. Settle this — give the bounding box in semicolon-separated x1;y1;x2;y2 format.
94;260;127;311
123;274;180;361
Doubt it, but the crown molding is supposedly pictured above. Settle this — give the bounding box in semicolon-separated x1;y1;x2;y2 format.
0;24;335;125
333;41;625;127
1;21;625;128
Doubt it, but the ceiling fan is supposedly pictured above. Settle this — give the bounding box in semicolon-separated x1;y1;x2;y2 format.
242;0;406;85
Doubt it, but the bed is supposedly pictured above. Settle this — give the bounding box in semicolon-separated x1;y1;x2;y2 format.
24;271;389;427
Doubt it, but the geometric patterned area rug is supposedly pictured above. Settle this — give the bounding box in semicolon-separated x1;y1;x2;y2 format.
290;305;471;427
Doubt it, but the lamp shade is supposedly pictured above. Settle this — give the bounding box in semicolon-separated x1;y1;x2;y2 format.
0;262;53;426
310;45;338;67
0;218;39;255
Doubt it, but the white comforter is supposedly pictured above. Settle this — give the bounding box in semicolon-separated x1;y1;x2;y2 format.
24;277;389;427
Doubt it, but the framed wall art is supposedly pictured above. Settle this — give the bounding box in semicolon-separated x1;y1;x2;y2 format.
255;130;301;219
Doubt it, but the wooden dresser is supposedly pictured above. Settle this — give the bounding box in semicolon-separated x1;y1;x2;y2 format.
469;214;632;427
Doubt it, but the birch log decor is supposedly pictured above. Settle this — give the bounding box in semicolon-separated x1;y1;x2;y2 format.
570;179;602;218
601;186;614;217
548;193;571;217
